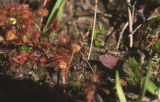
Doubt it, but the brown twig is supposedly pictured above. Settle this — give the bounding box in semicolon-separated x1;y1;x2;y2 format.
116;1;136;50
127;0;133;48
116;22;128;50
80;52;95;74
131;12;160;35
129;23;142;37
88;0;98;60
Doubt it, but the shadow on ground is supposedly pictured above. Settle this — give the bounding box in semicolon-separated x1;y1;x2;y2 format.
0;74;75;102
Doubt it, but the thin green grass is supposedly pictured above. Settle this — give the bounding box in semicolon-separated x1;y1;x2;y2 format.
116;70;127;102
137;59;152;102
43;0;65;33
147;79;159;96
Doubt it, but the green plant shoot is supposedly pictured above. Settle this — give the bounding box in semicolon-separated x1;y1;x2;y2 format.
9;17;17;25
116;70;127;102
0;36;4;42
137;59;152;102
89;27;106;47
147;79;159;95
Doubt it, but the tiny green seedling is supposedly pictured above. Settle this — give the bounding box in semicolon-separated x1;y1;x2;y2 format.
92;64;98;72
20;46;33;53
72;81;81;91
89;27;106;47
0;36;4;42
70;78;81;92
9;17;17;25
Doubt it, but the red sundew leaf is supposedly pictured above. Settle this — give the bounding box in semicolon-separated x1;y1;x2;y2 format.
34;32;40;41
22;33;30;43
0;10;7;26
86;90;95;102
60;35;71;45
56;47;71;54
17;4;29;10
42;39;52;48
38;8;49;17
99;54;119;69
86;85;96;102
11;57;25;65
6;28;17;41
22;9;32;19
26;54;36;65
11;53;36;66
21;56;28;61
53;54;67;62
40;57;47;63
120;79;127;87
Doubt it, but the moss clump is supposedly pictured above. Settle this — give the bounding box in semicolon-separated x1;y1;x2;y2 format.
153;40;160;51
125;57;142;85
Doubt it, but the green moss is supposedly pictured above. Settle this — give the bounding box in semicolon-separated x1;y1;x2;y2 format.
5;70;14;77
89;27;107;47
153;40;160;50
92;64;98;72
70;80;81;91
125;57;142;84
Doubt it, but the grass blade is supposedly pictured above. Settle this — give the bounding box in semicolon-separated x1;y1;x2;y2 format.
56;0;65;21
147;79;159;95
137;59;152;102
116;70;127;102
43;0;65;33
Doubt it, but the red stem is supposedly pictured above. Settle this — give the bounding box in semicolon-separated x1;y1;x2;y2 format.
39;0;49;31
63;51;75;84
